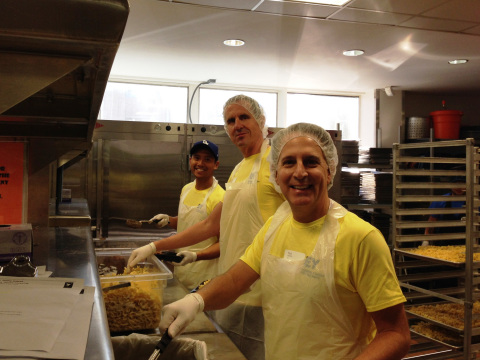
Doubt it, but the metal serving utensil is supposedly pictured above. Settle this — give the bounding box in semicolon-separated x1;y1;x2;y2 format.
102;282;131;292
148;329;172;360
125;219;160;229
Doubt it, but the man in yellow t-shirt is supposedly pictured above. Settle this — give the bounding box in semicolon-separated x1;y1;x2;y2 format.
149;140;225;290
128;95;285;359
240;211;406;357
159;123;410;360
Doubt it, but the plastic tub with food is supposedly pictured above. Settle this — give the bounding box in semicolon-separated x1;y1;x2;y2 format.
96;249;173;333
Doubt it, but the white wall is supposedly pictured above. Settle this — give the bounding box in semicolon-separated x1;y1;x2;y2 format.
359;89;376;149
377;89;403;148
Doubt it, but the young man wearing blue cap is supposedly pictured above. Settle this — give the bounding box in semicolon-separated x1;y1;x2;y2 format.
149;140;225;290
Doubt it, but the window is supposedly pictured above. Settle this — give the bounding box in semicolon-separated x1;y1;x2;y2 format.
99;82;361;141
286;93;359;140
99;82;188;122
199;88;277;128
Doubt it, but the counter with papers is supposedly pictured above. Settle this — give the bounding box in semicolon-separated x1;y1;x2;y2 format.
0;226;114;360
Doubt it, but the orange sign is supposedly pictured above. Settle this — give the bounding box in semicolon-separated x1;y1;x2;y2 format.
0;142;24;224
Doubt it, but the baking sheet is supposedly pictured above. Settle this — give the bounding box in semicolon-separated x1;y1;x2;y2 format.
395;248;466;267
409;319;463;350
406;307;464;333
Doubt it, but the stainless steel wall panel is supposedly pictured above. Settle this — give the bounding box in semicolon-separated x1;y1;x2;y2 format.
102;139;185;237
68;121;341;238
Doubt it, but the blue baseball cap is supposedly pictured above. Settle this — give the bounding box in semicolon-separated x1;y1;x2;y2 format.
190;140;219;161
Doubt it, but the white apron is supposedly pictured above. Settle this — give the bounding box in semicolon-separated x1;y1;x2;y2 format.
175;179;219;290
214;140;269;359
261;200;368;359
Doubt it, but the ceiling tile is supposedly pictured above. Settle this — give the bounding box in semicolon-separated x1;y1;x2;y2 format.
329;8;412;25
464;24;480;35
256;1;338;18
173;0;261;11
400;16;477;33
422;0;480;23
347;0;450;16
110;0;480;93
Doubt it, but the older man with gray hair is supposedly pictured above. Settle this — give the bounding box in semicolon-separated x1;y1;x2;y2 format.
128;94;285;360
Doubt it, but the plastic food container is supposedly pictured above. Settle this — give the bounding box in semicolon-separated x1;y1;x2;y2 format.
95;248;173;333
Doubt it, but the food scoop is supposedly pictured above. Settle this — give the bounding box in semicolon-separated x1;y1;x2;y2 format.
125;218;160;229
148;329;172;360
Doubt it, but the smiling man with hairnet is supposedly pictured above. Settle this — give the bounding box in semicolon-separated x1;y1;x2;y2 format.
158;123;410;360
148;140;225;290
127;94;285;359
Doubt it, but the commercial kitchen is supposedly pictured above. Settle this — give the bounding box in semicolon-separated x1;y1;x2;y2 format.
1;0;480;359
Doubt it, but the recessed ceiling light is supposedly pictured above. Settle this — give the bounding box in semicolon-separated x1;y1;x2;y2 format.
448;59;468;65
224;39;245;47
343;49;365;57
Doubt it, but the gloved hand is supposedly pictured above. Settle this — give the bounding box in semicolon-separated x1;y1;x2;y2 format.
149;214;169;228
126;242;156;272
172;251;197;266
160;293;204;338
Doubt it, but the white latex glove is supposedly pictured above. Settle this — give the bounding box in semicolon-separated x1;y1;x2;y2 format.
160;293;204;338
126;242;156;272
149;214;169;228
172;251;197;266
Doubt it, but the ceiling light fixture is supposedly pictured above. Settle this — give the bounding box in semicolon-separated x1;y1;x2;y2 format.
343;49;365;57
448;59;468;65
224;39;245;47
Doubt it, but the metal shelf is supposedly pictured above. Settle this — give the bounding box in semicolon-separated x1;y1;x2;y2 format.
393;139;480;359
343;162;392;169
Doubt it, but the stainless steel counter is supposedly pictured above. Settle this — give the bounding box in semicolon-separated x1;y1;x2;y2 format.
32;226;113;360
48;198;91;227
33;198;246;360
33;199;114;360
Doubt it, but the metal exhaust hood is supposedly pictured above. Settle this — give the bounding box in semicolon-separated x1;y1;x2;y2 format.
0;0;129;171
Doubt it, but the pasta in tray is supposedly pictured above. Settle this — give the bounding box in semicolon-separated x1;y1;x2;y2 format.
404;245;480;263
411;321;462;346
408;302;480;330
100;265;163;332
103;285;162;332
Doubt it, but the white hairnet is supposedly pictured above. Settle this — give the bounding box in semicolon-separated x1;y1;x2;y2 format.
268;122;338;190
223;94;268;138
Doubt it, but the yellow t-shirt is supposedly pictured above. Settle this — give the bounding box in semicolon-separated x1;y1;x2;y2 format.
241;211;406;342
180;182;225;214
228;146;285;222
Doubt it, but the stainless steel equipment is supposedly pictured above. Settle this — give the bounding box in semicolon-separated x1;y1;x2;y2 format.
88;121;245;238
0;0;129;168
0;0;130;227
71;120;342;239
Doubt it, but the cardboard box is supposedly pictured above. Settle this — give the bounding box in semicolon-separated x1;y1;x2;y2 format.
0;224;33;262
95;248;173;333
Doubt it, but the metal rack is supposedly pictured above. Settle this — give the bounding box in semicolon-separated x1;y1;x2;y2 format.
392;139;480;359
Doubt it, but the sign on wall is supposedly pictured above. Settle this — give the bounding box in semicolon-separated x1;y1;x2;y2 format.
0;143;25;224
